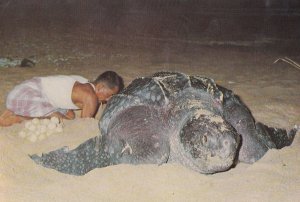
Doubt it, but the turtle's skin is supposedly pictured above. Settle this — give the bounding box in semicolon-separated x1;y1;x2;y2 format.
31;72;298;175
217;85;298;163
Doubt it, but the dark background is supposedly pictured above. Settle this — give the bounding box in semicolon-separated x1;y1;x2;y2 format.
1;0;300;41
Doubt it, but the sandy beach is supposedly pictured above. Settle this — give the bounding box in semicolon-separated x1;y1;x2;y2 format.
1;2;300;201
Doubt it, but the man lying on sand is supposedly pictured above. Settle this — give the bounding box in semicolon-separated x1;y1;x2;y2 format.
0;71;124;127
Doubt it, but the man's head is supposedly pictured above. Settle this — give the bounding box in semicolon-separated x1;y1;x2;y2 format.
93;71;124;103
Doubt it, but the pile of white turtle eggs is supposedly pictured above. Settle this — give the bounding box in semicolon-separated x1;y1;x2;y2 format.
18;117;64;142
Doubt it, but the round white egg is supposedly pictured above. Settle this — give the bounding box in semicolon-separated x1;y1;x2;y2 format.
28;135;37;143
32;118;40;125
46;130;54;136
18;130;27;138
25;121;32;129
39;125;47;133
28;124;36;131
55;125;63;133
47;122;56;130
41;119;50;125
34;129;41;136
50;117;60;124
38;134;46;141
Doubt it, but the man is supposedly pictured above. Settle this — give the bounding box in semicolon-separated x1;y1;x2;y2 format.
0;71;124;126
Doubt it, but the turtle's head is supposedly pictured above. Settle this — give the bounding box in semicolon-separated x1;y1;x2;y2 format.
178;113;240;174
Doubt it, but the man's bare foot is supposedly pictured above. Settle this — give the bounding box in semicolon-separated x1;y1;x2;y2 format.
0;110;26;127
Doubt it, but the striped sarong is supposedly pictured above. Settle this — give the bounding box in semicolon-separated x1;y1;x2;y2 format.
6;77;66;117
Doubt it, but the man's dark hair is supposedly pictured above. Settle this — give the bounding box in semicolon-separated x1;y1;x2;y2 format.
94;71;124;92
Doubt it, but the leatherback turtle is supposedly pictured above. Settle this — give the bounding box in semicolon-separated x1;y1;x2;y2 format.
30;72;298;175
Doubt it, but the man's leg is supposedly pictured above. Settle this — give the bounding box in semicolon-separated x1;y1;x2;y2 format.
0;109;75;127
0;109;28;126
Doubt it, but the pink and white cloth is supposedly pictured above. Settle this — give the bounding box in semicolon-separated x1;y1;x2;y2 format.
6;77;59;117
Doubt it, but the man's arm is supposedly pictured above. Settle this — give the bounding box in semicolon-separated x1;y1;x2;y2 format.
80;94;99;118
71;82;99;118
64;110;75;119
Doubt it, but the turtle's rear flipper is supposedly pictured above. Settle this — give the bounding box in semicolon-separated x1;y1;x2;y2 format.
30;136;110;175
256;123;299;149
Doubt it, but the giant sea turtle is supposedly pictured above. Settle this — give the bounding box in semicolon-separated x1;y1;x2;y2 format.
31;72;298;175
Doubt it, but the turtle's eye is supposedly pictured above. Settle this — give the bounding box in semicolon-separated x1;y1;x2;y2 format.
201;135;208;145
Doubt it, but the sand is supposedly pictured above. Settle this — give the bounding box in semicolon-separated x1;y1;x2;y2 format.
1;23;300;202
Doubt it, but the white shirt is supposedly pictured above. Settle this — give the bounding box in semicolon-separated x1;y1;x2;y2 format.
40;75;89;109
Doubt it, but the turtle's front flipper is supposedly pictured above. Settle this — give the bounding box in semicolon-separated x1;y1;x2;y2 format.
256;123;299;149
30;136;111;175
